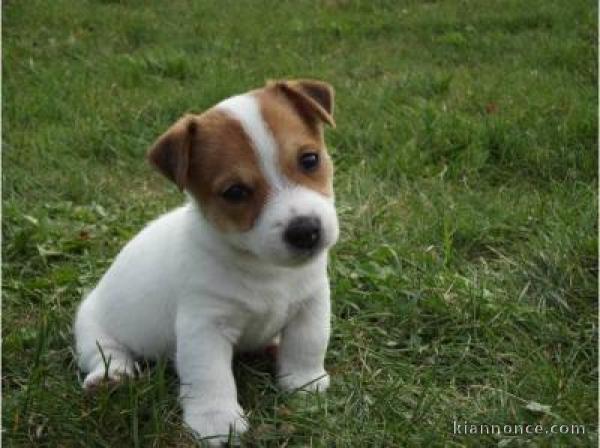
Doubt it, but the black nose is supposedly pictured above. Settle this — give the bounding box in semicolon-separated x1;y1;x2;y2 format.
283;216;321;251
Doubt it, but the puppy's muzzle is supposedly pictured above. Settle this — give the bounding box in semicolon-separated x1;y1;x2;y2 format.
283;216;321;251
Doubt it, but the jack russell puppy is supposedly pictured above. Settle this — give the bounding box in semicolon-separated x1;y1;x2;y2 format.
74;79;338;444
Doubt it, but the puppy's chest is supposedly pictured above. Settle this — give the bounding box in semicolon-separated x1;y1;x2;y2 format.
225;274;314;351
237;301;298;352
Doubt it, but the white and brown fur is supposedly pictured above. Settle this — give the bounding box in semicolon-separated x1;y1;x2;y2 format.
74;80;338;444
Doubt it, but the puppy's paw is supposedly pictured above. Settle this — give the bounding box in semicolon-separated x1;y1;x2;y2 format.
82;360;135;390
278;370;330;393
184;403;248;446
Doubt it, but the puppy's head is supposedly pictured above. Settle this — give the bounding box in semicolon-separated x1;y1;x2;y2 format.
148;79;338;266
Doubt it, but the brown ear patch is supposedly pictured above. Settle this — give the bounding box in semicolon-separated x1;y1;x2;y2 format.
288;79;335;118
272;79;335;128
257;88;334;198
147;114;198;190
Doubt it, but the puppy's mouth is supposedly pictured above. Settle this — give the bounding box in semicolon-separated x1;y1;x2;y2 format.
225;233;324;267
285;246;323;265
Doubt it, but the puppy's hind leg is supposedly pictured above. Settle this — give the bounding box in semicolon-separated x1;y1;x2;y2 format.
74;299;136;390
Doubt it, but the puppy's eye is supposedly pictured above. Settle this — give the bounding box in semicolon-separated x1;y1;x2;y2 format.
221;184;252;203
299;152;320;172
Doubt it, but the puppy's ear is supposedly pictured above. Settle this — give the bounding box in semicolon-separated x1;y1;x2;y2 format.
147;114;198;191
275;79;335;128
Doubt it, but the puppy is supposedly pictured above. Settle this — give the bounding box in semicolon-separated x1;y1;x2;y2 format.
74;79;338;444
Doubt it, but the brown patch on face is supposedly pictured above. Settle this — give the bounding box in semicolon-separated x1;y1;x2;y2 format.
188;110;271;232
148;110;269;232
256;86;334;197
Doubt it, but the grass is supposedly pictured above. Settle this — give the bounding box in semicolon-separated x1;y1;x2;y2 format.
2;0;597;446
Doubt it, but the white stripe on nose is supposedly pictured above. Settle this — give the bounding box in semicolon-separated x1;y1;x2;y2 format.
216;94;286;190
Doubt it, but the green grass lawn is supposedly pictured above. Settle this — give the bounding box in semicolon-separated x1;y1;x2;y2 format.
3;0;597;446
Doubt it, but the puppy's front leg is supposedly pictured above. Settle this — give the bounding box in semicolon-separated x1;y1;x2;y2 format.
278;286;331;393
176;310;247;445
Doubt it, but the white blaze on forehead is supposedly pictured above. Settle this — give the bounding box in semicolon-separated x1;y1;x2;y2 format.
215;94;285;189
